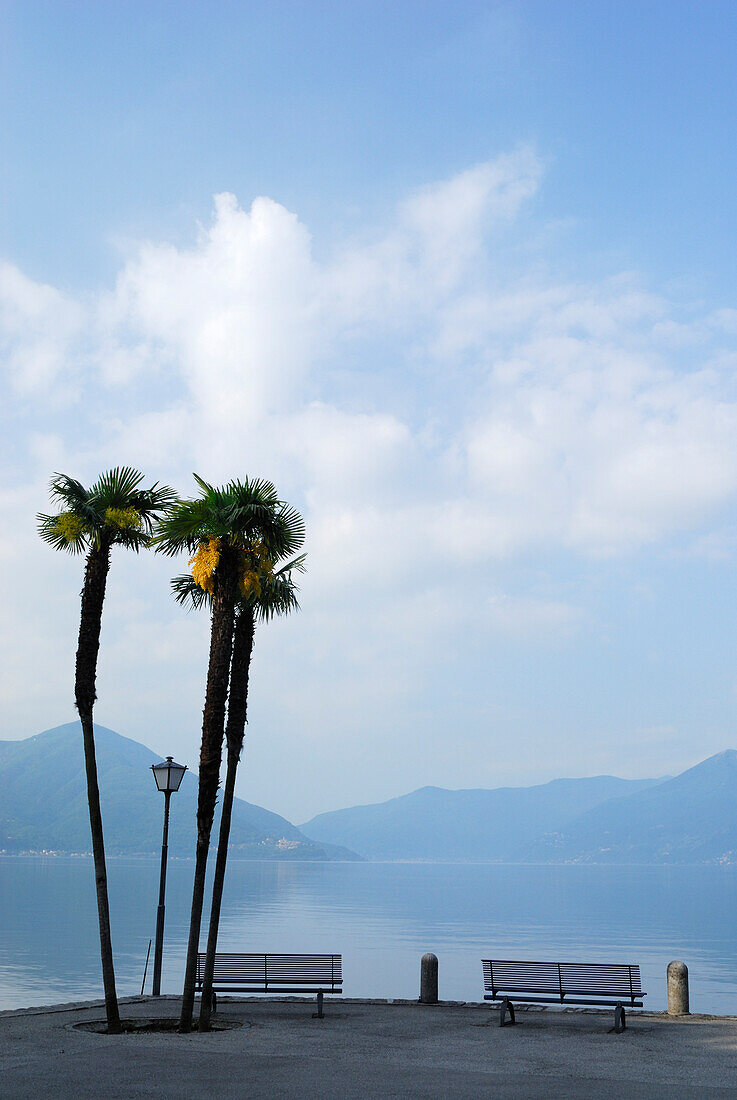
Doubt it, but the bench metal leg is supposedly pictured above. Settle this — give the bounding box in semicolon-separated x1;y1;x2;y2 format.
613;1003;626;1033
312;990;324;1020
211;990;217;1016
499;998;516;1027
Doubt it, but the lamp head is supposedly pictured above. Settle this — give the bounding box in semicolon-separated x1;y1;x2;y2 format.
151;756;187;793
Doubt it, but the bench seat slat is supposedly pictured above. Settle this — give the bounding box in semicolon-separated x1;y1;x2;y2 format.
196;953;342;995
483;995;644;1008
482;958;645;1005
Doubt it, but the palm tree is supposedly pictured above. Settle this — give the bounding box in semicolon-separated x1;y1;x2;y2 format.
171;555;305;1030
37;467;176;1033
154;475;305;1032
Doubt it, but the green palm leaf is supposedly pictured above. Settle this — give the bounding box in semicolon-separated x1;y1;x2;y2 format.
153;473;306;563
38;468;176;554
171;549;304;621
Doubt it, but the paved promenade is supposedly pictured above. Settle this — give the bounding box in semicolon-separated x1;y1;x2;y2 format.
2;996;737;1098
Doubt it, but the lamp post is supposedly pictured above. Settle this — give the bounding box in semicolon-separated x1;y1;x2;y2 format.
150;756;187;996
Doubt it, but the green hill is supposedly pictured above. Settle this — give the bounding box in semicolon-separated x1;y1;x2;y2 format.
0;722;358;860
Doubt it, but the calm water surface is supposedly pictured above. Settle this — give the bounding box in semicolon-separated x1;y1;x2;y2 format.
1;858;736;1013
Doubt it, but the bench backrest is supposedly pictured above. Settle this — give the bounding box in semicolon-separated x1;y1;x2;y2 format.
482;959;642;998
196;953;342;989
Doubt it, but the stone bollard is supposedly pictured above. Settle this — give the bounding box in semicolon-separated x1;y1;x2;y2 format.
667;960;690;1015
420;952;438;1004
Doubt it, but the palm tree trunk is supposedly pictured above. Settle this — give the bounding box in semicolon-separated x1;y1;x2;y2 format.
74;541;122;1034
179;548;239;1033
199;609;254;1031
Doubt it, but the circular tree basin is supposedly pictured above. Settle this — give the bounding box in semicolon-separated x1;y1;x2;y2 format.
74;1018;245;1034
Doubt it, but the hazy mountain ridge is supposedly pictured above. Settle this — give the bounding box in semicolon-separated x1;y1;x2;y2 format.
6;724;736;865
301;754;737;864
523;750;737;864
0;723;359;861
301;774;664;861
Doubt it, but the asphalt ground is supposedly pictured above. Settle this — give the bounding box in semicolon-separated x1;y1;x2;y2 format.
1;996;736;1099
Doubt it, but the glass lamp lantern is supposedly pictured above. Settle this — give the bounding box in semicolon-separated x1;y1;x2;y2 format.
151;756;187;793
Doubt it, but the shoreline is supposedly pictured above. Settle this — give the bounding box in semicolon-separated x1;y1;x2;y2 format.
4;851;737;867
3;993;737;1021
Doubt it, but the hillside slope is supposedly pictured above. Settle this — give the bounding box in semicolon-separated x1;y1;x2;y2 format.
0;722;358;860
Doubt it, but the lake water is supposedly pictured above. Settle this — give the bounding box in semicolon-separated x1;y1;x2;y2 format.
1;857;737;1014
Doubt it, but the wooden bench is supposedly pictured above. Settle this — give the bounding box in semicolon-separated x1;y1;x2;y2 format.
482;959;645;1032
196;953;342;1018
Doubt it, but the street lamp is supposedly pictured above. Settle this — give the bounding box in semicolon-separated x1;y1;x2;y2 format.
150;756;187;996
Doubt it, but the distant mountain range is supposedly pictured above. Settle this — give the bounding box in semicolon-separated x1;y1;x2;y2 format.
0;723;358;860
301;751;737;865
4;724;736;864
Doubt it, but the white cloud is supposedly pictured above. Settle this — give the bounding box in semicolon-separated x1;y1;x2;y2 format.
324;146;542;330
465;327;737;554
0;261;84;395
4;152;737;816
398;148;542;284
106;192;318;422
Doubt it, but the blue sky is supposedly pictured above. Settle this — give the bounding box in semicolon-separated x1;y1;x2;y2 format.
4;1;737;294
2;1;737;821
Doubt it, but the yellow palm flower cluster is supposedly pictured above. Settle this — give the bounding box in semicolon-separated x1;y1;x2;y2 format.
104;506;142;530
238;540;274;598
239;570;261;597
189;537;221;594
189;536;274;598
54;512;86;544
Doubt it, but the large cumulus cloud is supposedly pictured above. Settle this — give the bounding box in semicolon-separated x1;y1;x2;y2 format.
2;149;737;816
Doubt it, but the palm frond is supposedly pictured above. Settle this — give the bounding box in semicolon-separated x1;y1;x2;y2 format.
171;573;212;611
41;469;178;554
256;572;301;622
109;527;152;553
89;466;145;506
225;477;280;506
129;483;179;524
47;474;99;528
153;475;306;562
36;512;87;554
49;473;87;507
221;479;280;536
152;498;219;555
191;473;216;497
233;501;305;560
89;468;176;530
273;503;306;554
171;548;305;621
273;552;307;577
